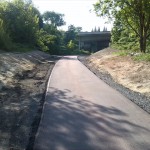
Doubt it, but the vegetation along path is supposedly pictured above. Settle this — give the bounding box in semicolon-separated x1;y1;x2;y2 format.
34;56;150;150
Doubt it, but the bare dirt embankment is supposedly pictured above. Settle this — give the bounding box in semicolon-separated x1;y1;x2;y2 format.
79;48;150;113
0;50;59;150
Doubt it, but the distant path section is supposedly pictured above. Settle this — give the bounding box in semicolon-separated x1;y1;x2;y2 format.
34;56;150;150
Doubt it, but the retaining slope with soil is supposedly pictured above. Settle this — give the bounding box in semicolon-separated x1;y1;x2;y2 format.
0;50;59;150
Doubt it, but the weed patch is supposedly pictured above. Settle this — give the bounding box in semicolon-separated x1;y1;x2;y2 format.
134;53;150;61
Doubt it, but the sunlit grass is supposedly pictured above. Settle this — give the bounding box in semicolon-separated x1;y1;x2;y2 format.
113;50;129;56
133;53;150;61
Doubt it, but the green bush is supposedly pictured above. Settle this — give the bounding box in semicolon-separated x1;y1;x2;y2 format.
0;19;12;50
134;53;150;61
36;29;60;54
67;40;77;50
113;50;129;56
11;43;34;52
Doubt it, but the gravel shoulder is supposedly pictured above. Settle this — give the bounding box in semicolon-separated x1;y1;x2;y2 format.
78;48;150;113
0;50;60;150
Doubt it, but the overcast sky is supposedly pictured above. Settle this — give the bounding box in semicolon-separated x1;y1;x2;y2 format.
32;0;112;31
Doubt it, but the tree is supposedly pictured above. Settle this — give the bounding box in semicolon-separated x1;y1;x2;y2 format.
64;25;82;45
0;18;12;50
42;11;66;54
111;19;124;43
0;0;39;45
42;11;65;28
36;28;62;54
103;27;107;32
0;0;64;53
94;26;97;32
94;0;150;53
42;12;65;54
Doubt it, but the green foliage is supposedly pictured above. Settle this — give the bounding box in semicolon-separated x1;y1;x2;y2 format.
0;0;41;51
67;40;76;50
133;53;150;61
36;29;49;51
11;43;34;52
113;50;129;56
42;11;65;28
36;29;59;54
94;0;150;53
64;25;82;45
43;23;64;51
0;0;86;55
0;0;39;45
0;0;66;54
35;11;65;54
111;19;124;43
0;19;12;50
112;49;150;62
112;47;150;62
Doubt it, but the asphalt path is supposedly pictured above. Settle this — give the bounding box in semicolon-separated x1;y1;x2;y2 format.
34;56;150;150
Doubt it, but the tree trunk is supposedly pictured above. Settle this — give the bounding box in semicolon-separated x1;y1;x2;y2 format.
139;34;147;53
139;11;147;53
139;24;147;53
139;37;143;52
143;34;147;53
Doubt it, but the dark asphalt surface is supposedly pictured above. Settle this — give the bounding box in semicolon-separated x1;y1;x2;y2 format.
34;56;150;150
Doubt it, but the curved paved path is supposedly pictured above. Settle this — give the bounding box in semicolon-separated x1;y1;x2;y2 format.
34;56;150;150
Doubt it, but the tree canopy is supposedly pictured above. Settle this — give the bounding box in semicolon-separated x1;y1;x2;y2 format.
0;0;66;54
0;0;86;55
64;25;82;45
42;11;65;28
0;0;39;45
94;0;150;53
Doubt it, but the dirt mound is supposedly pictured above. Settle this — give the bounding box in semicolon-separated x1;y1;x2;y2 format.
0;50;59;150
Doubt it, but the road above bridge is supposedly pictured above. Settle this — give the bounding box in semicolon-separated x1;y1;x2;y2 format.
34;56;150;150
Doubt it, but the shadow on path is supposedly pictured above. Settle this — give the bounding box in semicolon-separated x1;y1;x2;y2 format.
34;88;150;150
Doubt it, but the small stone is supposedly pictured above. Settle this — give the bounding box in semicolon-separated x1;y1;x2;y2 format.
137;85;143;88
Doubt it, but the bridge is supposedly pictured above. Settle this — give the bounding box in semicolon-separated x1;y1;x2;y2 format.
78;32;111;52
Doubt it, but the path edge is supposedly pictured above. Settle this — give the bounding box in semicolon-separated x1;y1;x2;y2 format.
32;58;61;150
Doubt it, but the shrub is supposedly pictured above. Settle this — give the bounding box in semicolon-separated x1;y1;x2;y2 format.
134;53;150;61
0;19;12;50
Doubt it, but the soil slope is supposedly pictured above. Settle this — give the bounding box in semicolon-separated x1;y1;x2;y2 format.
0;50;59;150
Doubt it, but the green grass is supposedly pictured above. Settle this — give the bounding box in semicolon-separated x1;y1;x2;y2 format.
113;50;129;56
113;49;150;61
110;43;150;61
113;50;150;62
133;53;150;61
111;43;140;52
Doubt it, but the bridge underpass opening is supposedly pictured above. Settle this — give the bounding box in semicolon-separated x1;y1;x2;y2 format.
78;32;111;52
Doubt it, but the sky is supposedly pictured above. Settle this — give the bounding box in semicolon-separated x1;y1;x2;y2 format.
32;0;112;32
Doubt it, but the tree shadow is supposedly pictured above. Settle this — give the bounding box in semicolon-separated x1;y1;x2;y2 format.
34;88;150;150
